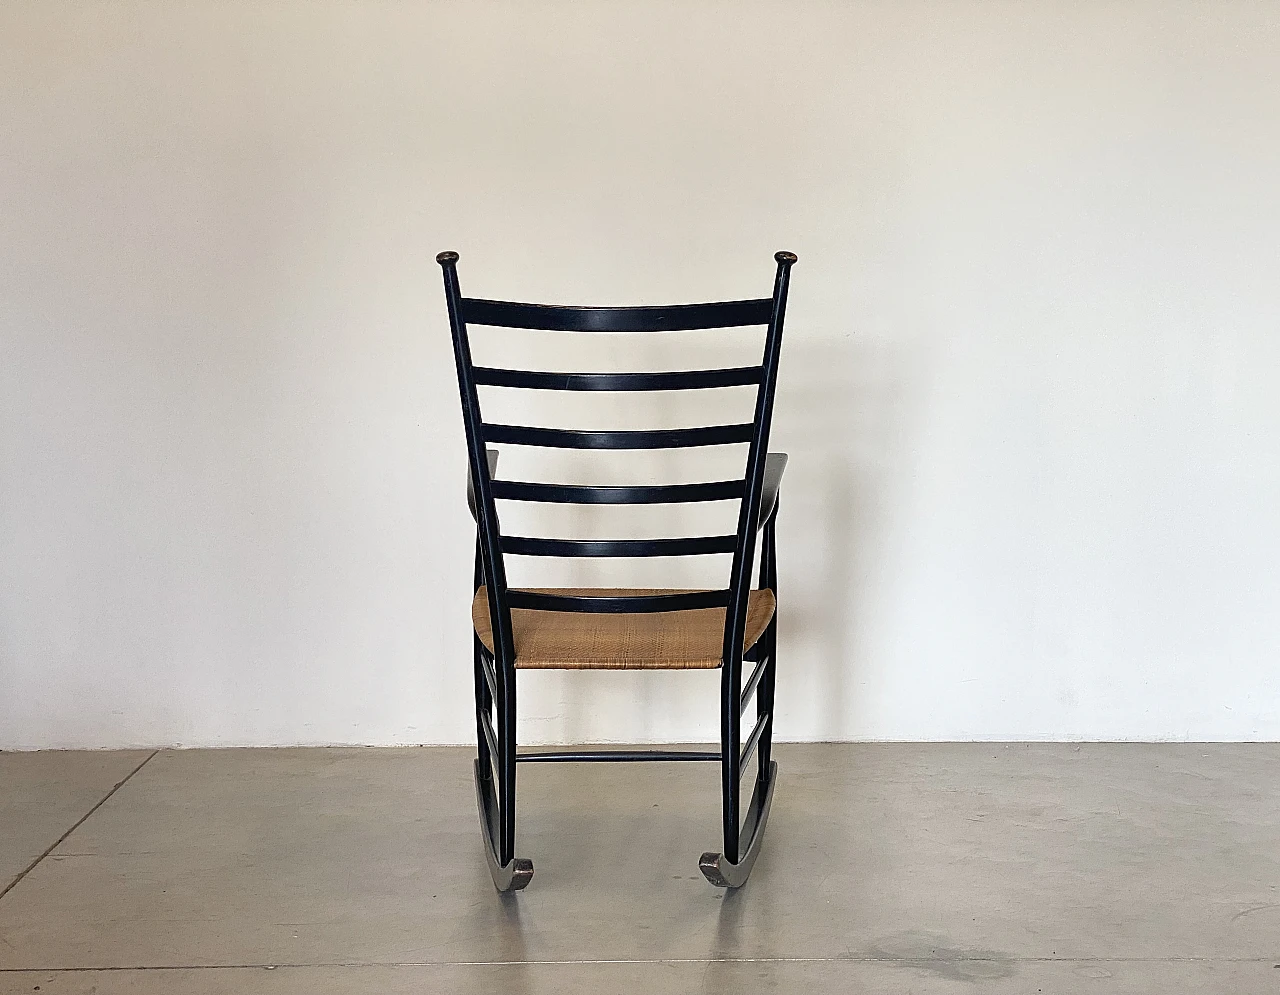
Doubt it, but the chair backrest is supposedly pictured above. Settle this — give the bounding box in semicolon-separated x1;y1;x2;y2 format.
439;251;796;669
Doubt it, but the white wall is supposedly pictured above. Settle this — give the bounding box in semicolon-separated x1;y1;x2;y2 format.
2;1;1278;749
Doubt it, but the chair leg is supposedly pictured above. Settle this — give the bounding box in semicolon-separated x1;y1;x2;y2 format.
498;660;518;866
756;621;777;798
721;660;742;864
757;514;779;792
701;513;780;889
699;643;779;889
754;511;780;821
473;636;493;779
472;644;533;892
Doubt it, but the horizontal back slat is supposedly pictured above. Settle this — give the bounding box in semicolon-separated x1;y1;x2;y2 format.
462;297;772;332
441;249;796;644
507;589;731;613
491;479;745;505
501;535;737;557
473;366;763;391
483;423;754;449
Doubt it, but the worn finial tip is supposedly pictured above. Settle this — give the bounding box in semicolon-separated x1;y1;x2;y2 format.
436;250;459;265
775;250;798;265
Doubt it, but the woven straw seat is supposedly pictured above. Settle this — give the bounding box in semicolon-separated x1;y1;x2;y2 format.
472;587;776;670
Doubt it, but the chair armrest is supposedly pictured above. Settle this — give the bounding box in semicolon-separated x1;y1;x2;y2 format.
467;449;500;523
758;452;787;527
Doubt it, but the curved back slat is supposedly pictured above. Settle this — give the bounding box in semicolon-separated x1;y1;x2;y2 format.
462;297;771;332
490;479;744;505
501;535;737;558
473;366;763;391
482;423;754;450
507;590;731;613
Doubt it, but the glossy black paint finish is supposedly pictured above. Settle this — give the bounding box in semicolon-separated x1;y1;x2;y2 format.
462;296;772;331
501;534;738;558
439;249;795;891
491;478;745;505
474;365;763;391
507;589;731;614
483;422;755;450
515;749;721;763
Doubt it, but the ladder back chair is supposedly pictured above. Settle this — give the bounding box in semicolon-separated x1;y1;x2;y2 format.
438;250;796;891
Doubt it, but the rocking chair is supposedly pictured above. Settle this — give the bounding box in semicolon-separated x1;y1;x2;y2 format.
438;250;796;891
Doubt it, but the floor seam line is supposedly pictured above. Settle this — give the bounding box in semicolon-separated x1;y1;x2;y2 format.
6;955;1280;971
0;750;159;904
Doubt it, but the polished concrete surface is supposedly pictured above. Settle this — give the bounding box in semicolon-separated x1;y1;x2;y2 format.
0;750;152;892
0;744;1277;993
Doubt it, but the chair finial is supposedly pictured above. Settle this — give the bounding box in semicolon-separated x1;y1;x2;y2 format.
436;250;460;265
774;251;798;265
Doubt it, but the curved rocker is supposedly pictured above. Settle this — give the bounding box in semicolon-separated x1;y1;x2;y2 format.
699;760;778;888
473;759;534;892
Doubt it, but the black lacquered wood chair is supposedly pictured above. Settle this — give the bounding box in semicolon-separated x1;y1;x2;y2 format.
438;250;796;891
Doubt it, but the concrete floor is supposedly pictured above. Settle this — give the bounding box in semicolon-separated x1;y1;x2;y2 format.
0;745;1277;993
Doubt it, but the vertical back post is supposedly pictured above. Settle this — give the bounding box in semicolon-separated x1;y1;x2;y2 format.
438;251;514;666
719;250;796;863
439;251;520;864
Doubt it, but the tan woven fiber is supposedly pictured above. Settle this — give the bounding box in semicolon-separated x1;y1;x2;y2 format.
471;587;776;670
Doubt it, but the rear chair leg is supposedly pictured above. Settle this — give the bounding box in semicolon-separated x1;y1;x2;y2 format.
721;664;742;865
474;636;493;780
700;515;780;888
498;659;518;866
756;621;777;797
757;513;779;794
699;645;779;888
473;644;533;892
